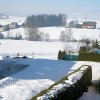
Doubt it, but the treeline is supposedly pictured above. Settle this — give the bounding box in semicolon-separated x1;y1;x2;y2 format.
26;13;67;27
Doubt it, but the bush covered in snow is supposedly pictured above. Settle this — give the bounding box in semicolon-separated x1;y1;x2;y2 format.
32;65;92;100
79;40;100;62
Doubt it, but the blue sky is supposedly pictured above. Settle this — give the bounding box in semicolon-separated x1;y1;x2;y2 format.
0;0;100;18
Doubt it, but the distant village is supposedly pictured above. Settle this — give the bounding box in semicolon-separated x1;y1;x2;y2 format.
0;13;99;40
67;20;97;29
0;20;97;32
0;22;23;32
0;13;25;32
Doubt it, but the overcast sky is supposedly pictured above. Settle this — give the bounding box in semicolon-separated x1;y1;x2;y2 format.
0;0;100;18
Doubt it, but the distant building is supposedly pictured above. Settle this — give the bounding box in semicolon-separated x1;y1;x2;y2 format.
68;20;79;28
21;23;26;28
9;22;18;29
82;21;96;29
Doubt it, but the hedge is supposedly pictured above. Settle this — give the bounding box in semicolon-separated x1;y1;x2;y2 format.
31;65;92;100
79;52;100;62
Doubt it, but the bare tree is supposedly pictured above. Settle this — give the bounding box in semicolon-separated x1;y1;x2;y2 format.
59;28;73;42
64;28;73;54
59;31;66;42
45;33;50;41
38;32;50;41
7;31;14;39
64;28;73;42
59;28;73;54
25;27;39;41
7;31;11;39
39;32;45;41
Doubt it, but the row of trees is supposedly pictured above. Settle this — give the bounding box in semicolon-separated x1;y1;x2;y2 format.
25;26;50;41
25;13;67;27
25;14;67;41
59;28;73;42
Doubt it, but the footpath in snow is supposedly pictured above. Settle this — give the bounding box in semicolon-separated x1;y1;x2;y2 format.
79;86;100;100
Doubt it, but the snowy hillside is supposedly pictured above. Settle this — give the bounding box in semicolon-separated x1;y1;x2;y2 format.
0;16;26;25
2;27;100;41
39;27;100;40
1;16;100;41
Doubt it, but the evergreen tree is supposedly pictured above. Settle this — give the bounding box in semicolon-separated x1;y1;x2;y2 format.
25;14;67;27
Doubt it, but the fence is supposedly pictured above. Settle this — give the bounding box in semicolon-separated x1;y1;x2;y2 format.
64;54;79;61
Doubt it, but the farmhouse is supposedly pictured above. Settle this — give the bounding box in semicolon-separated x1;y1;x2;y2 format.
68;20;79;28
9;22;18;29
82;21;96;29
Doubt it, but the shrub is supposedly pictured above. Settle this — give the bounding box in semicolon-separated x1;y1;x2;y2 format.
58;50;66;60
79;46;87;53
23;56;28;59
79;52;100;62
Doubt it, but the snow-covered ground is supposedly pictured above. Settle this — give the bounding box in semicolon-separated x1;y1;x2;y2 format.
0;16;100;99
2;27;100;41
0;40;80;59
0;16;26;25
39;27;100;41
79;86;100;100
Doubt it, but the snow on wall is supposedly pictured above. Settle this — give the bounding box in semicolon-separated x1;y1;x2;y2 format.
36;65;91;100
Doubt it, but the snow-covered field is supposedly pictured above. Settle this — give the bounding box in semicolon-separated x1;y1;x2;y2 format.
2;27;100;41
39;27;100;41
0;40;80;59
